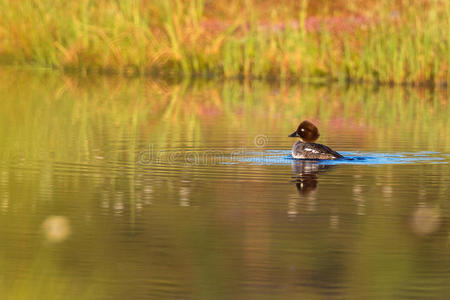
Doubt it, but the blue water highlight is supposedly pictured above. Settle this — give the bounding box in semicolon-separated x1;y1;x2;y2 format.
226;150;448;166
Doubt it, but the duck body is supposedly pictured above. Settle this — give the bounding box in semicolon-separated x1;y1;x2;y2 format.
289;120;344;160
292;141;344;160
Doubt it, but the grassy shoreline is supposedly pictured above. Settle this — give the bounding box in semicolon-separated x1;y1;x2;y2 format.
0;0;448;85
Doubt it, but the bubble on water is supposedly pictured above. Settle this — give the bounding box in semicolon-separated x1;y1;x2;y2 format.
41;216;71;243
410;203;440;236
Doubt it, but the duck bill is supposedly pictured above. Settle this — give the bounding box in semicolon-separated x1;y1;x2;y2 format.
288;131;299;137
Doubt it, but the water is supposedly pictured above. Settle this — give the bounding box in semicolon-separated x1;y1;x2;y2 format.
0;69;449;299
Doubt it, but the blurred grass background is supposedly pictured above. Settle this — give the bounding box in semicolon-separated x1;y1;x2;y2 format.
0;0;448;84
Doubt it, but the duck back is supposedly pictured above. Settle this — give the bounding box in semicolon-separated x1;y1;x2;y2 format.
292;141;343;160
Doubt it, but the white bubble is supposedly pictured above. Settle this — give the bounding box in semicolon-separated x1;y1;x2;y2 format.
41;216;71;243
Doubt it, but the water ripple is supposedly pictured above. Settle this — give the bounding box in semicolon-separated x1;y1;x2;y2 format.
227;150;449;165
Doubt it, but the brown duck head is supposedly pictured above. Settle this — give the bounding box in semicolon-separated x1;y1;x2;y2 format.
288;120;320;142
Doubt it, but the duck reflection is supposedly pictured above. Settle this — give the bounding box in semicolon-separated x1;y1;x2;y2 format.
288;160;333;217
291;160;331;194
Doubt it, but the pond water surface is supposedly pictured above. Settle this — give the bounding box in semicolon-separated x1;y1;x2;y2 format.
0;70;449;299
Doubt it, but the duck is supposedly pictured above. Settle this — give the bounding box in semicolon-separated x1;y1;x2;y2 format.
289;120;344;160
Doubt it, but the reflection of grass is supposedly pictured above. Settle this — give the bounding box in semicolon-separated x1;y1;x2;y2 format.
0;69;448;161
0;1;448;84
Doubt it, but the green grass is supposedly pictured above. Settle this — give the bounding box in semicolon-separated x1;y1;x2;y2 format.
0;0;449;84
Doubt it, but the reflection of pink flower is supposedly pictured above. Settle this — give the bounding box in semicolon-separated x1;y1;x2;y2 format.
200;105;221;118
328;117;370;135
